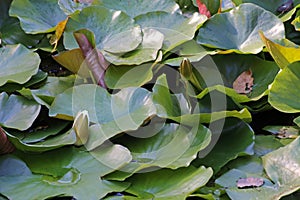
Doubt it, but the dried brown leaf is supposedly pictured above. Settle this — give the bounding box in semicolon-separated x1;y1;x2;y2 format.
233;69;254;94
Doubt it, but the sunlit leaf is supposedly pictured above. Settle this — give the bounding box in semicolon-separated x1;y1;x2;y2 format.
0;44;40;86
9;0;67;34
197;3;285;53
50;17;69;52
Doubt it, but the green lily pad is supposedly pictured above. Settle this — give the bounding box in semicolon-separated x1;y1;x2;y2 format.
6;128;76;152
0;70;47;93
9;0;67;34
0;93;40;130
7;117;70;143
0;145;131;199
0;0;43;46
197;3;285;53
218;136;300;199
103;28;164;65
125;166;213;199
105;62;153;89
254;135;283;156
114;123;211;173
64;6;142;53
0;44;40;87
18;75;77;108
269;62;300;113
194;118;254;173
50;84;156;148
101;0;179;18
58;0;93;15
135;11;207;52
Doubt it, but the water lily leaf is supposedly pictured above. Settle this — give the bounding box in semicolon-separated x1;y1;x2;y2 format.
58;0;93;15
263;126;300;139
0;93;40;131
18;75;76;108
0;44;40;87
73;29;109;88
0;70;47;93
254;135;283;156
114;123;211;174
135;11;207;52
197;3;285;53
7;117;70;144
125;166;213;199
260;31;300;69
219;136;300;199
64;6;142;53
100;0;179;18
105;62;153;89
50;84;156;148
292;9;300;31
0;0;43;46
0;127;15;155
9;0;67;34
0;145;131;199
5;128;76;152
269;62;300;113
194;118;254;173
196;54;279;102
241;0;293;13
50;17;69;52
52;49;90;78
103;28;164;65
232;70;253;94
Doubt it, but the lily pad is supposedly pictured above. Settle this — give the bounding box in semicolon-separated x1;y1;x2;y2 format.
114;123;211;173
135;11;207;52
197;3;285;53
0;93;40;130
0;0;43;46
103;28;164;65
9;0;67;34
105;63;153;89
100;0;179;18
58;0;93;15
50;84;156;148
18;75;77;108
0;44;40;86
125;166;213;199
64;6;142;53
269;62;300;113
0;145;131;199
194;118;255;173
218;136;300;199
260;32;300;69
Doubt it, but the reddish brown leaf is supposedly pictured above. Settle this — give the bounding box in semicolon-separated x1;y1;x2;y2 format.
196;0;211;18
0;127;15;155
233;69;254;94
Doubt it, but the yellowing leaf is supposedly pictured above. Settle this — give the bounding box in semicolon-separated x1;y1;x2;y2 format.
233;70;253;94
260;31;300;69
50;17;69;52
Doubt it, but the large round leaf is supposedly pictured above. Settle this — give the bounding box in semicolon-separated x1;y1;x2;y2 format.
0;44;40;86
0;93;40;130
0;145;131;199
197;3;285;53
100;0;179;18
9;0;67;34
125;166;213;199
135;11;207;52
0;0;42;46
269;62;300;113
50;84;156;148
64;6;142;53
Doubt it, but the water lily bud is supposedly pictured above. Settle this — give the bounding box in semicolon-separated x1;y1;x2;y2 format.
73;110;89;146
179;58;193;79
